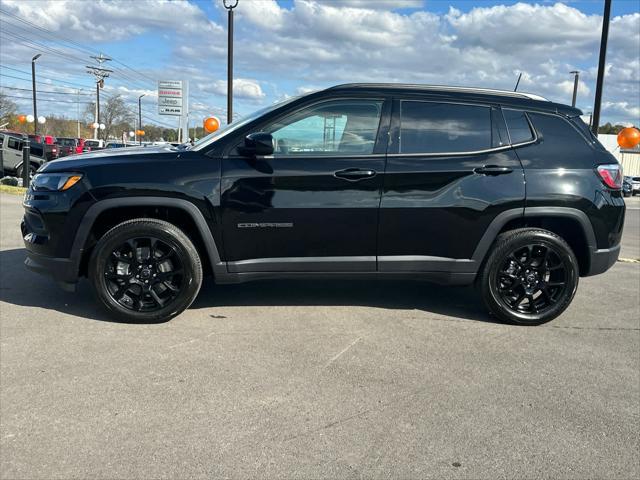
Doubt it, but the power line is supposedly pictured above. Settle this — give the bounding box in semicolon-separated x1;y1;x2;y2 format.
0;65;94;90
0;85;90;95
0;93;92;104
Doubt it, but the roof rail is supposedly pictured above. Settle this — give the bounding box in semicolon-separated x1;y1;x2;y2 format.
328;83;550;102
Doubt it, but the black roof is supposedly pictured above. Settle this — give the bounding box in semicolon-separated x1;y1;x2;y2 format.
325;83;581;116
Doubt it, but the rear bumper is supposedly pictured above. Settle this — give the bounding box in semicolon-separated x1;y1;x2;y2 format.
585;244;620;276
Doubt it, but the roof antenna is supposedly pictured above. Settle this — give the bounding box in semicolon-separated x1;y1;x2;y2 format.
514;72;522;92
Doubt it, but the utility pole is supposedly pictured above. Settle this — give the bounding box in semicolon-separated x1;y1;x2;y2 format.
224;0;238;125
87;53;112;140
570;71;580;107
76;89;81;137
31;54;41;135
138;94;145;145
592;0;611;136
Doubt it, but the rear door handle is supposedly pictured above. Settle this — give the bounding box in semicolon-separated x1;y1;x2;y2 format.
334;168;377;181
474;165;513;175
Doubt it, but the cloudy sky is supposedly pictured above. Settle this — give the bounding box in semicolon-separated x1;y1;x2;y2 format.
0;0;638;129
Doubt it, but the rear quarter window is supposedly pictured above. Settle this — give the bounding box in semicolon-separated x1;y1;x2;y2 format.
525;112;597;169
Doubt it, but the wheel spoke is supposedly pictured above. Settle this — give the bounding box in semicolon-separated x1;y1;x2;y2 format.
112;284;129;302
527;294;538;313
161;281;179;292
105;271;130;280
149;289;165;307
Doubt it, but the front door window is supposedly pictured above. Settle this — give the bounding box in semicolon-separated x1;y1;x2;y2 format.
266;100;383;156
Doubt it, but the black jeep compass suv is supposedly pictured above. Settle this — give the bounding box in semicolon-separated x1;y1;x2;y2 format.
22;84;625;325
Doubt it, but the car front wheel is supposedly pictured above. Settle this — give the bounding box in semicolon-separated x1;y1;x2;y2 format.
479;228;579;326
89;218;203;323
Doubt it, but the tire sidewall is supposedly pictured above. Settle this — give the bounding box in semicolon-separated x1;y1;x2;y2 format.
483;231;579;326
89;221;202;322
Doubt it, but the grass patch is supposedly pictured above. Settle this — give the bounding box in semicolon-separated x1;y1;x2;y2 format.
0;185;26;195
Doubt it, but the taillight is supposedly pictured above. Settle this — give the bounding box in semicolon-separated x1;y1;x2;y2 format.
596;164;622;189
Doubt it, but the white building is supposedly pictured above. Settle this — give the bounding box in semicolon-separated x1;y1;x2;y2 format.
598;134;640;176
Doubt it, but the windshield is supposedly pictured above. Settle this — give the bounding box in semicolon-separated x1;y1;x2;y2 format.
191;96;301;151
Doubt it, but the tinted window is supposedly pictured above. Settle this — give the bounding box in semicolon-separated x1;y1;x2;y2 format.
526;112;595;168
503;109;534;144
399;101;492;154
266;100;383;155
57;138;76;146
7;137;22;150
30;144;44;157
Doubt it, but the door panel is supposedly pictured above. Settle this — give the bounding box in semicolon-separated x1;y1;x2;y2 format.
221;98;390;272
378;100;525;271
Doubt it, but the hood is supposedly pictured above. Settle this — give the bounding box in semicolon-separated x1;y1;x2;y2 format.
39;145;180;173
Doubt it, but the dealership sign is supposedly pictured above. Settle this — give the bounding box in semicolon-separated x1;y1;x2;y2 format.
158;80;183;116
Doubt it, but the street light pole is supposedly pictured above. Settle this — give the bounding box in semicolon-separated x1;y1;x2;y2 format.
138;94;145;145
223;0;239;125
591;0;611;136
31;54;41;135
570;71;579;107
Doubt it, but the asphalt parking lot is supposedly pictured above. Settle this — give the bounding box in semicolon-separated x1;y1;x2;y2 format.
1;192;639;479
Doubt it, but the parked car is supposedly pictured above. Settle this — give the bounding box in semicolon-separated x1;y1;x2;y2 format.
83;139;104;151
0;132;48;178
56;137;81;157
76;138;87;154
627;176;640;195
22;84;625;325
27;134;59;161
623;176;633;197
105;141;126;149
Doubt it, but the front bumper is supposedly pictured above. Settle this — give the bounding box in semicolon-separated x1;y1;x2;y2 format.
24;250;78;291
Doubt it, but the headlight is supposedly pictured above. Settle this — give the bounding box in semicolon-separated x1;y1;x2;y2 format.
31;173;83;191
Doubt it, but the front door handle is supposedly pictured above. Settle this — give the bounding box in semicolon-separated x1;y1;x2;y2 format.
334;168;377;181
474;165;514;176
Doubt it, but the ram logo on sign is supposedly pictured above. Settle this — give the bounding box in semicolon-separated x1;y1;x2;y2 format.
158;80;183;116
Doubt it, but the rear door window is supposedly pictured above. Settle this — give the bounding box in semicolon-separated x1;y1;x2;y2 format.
502;109;534;144
399;101;493;154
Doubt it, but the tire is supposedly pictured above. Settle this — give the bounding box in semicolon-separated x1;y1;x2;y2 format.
89;218;203;322
16;164;37;180
479;228;579;326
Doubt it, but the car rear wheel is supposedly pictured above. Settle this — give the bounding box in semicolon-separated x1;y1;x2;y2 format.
16;164;37;180
479;228;579;326
89;218;202;323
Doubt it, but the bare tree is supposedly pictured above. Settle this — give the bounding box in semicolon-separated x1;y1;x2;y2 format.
0;93;17;125
84;95;134;140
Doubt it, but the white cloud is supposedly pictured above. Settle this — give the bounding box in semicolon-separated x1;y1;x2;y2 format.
0;0;222;42
197;78;265;100
229;0;639;124
1;0;637;125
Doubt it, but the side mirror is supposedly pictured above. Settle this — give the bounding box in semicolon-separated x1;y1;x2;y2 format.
240;132;274;157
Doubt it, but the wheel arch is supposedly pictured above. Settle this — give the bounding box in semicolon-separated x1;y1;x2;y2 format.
72;197;224;278
472;207;596;275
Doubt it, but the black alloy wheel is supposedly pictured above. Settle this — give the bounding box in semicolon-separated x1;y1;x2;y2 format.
495;243;568;315
104;236;183;312
89;218;202;322
480;228;579;325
